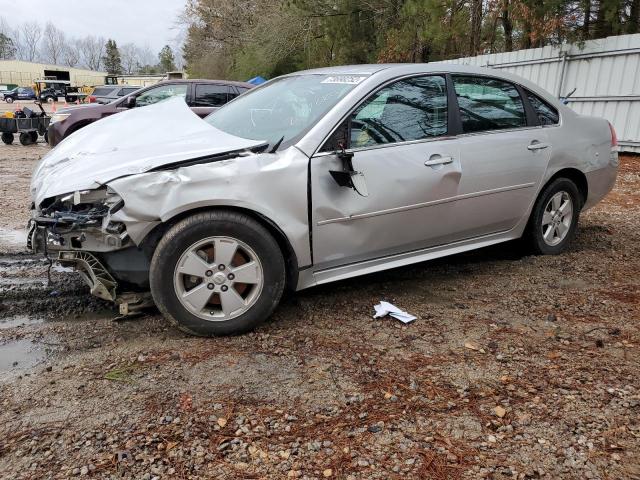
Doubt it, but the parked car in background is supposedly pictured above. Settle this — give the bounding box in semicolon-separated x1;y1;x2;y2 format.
46;79;253;146
4;87;37;103
29;64;618;337
88;85;141;104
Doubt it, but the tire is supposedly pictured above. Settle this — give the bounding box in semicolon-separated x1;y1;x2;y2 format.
150;211;286;336
1;132;14;145
45;96;55;104
19;132;33;146
30;131;38;143
525;178;581;255
5;97;13;104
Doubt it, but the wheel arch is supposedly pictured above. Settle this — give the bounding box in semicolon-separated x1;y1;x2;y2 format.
544;168;588;207
140;206;300;291
65;119;94;137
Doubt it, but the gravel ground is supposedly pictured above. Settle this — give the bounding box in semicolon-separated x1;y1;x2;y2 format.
0;143;638;479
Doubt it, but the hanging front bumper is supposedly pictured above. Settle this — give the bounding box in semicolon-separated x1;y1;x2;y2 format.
58;251;118;301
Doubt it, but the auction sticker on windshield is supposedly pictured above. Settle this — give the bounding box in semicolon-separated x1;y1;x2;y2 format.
321;75;367;84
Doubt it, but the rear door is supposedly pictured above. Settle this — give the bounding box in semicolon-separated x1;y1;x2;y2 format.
449;75;551;238
191;84;230;117
311;74;463;270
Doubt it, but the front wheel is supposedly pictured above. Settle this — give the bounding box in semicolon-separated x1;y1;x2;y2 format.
19;132;34;146
5;97;13;104
1;132;14;144
525;178;581;255
150;211;286;336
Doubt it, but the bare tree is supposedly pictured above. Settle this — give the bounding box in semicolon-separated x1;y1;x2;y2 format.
119;43;140;74
41;22;66;64
64;39;82;67
16;22;41;61
79;35;105;70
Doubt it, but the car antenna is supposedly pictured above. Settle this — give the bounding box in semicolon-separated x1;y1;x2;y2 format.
269;136;285;154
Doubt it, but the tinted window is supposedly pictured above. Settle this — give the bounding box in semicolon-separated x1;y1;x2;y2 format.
92;87;116;96
349;75;448;149
526;91;559;126
136;84;188;107
119;87;139;96
195;84;229;107
453;76;526;133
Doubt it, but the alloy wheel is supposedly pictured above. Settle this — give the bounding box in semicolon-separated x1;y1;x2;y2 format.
541;191;573;246
173;236;264;321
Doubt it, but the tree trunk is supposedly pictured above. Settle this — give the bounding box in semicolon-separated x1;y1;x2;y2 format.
629;0;640;33
595;0;614;38
469;0;483;55
502;0;513;51
582;0;591;39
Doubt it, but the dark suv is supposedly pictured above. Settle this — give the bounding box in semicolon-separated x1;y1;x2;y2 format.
47;79;253;146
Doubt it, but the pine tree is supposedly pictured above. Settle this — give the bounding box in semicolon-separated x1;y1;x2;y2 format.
102;39;122;74
158;45;177;72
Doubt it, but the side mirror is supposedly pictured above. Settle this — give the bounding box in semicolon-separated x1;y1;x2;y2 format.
124;96;136;108
329;149;369;197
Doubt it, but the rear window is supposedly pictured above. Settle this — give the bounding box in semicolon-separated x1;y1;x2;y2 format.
526;91;559;126
92;87;116;96
453;75;526;133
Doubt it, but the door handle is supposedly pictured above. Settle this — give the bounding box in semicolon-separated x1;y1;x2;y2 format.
425;156;454;166
527;142;550;151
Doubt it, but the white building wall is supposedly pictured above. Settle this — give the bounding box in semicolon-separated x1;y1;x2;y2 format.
0;60;107;87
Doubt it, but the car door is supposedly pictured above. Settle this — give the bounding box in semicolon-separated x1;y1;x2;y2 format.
191;84;230;117
449;75;551;239
311;74;463;270
17;88;30;100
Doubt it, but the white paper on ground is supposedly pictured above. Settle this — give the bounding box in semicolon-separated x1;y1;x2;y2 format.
373;301;417;324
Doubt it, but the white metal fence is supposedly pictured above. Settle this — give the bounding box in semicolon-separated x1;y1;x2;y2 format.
443;33;640;153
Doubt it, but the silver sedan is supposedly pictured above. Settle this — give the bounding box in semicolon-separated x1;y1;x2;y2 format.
29;64;618;335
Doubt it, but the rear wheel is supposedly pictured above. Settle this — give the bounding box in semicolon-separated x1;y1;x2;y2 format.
29;131;38;143
1;132;14;145
525;178;581;255
150;211;286;336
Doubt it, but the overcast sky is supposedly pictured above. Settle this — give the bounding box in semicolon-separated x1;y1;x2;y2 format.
1;0;187;53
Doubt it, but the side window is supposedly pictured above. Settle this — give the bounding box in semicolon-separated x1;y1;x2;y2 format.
349;75;448;149
194;84;229;107
136;84;188;107
453;75;526;133
526;91;559;126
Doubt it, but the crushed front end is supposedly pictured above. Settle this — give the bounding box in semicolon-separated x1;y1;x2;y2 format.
28;187;149;305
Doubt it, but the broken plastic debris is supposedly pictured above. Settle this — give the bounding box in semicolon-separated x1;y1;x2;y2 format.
373;301;417;324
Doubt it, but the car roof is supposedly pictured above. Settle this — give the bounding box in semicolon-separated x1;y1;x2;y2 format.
284;63;560;105
152;79;255;89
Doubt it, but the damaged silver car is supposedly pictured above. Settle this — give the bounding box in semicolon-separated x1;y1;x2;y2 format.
29;64;618;336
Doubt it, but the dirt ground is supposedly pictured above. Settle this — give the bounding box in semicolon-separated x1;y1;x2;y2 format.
0;142;638;480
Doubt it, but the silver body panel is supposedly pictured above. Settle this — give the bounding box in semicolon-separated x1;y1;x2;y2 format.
29;64;618;295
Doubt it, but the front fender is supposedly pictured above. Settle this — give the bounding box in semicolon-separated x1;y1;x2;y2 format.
108;147;312;268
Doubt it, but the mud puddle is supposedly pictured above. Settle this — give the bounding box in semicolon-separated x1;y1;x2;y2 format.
0;338;52;380
0;315;45;330
0;227;27;248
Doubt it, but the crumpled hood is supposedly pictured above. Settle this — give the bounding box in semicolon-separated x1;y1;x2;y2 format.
31;97;266;206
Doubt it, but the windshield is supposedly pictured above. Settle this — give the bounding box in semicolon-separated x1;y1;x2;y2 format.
206;74;366;148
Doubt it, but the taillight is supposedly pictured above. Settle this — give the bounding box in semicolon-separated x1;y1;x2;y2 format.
608;121;618;147
88;95;96;103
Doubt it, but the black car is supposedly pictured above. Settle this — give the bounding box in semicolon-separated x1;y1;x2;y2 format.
4;87;37;103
